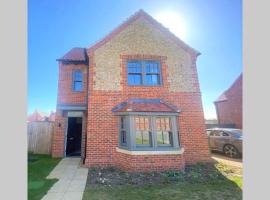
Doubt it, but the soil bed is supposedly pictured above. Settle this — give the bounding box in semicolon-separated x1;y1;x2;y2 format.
86;163;234;188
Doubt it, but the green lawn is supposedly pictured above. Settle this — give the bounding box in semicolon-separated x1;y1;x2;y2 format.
28;154;61;200
83;162;242;200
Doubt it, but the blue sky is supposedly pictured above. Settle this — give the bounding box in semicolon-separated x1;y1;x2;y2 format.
28;0;242;119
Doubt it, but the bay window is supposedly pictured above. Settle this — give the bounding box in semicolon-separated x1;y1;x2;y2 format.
118;114;180;151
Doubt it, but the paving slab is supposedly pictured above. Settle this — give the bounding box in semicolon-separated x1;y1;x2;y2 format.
62;192;84;200
42;157;88;200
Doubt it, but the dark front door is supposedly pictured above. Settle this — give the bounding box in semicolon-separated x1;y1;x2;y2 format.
66;117;82;156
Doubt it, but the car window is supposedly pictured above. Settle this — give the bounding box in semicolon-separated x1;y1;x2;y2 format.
209;131;216;136
222;131;230;137
210;130;221;136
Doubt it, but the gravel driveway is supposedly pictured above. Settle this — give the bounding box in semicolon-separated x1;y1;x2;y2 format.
211;152;243;168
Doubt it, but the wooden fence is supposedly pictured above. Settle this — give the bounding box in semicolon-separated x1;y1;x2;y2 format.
27;121;54;154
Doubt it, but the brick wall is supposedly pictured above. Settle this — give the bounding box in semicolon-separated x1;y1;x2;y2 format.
114;152;185;172
57;62;88;105
215;74;242;129
52;62;88;158
52;110;66;157
83;51;211;170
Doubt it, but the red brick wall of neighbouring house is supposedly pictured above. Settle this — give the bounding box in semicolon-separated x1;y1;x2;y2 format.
215;74;242;129
56;63;88;105
83;52;211;171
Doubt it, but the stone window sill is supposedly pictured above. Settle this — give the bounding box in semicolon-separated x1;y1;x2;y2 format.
116;147;184;155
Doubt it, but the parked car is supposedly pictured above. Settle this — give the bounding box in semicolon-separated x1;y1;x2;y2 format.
206;128;242;158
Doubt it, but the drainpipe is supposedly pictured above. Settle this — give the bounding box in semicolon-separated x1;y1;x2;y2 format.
83;50;89;164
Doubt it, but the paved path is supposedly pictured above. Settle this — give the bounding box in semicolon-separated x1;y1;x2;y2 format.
211;153;243;168
42;157;88;200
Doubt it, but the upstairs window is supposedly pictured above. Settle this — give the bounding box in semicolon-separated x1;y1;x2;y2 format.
73;70;83;91
127;60;161;86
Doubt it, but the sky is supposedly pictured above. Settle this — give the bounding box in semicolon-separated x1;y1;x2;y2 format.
28;0;242;119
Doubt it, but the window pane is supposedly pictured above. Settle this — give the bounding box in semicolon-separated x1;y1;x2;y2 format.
144;118;149;130
135;117;140;130
74;81;82;91
157;131;163;144
145;62;159;73
120;117;124;129
121;130;127;144
139;117;145;130
163;131;171;145
142;131;150;144
128;62;142;73
165;118;170;131
156;118;161;130
136;131;143;144
156;117;171;131
157;131;173;145
74;71;82;81
128;74;142;85
160;118;165;130
135;117;149;131
145;74;160;85
156;118;173;146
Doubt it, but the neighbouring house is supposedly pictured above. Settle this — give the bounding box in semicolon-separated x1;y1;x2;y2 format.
27;110;56;122
214;73;242;129
205;119;218;129
52;10;211;172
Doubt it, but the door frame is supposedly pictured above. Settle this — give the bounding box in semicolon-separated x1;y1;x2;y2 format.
64;111;84;157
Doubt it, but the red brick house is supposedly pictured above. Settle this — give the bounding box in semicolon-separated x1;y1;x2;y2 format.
214;73;242;129
52;10;211;172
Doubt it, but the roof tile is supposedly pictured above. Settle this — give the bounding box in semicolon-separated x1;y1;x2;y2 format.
112;99;180;113
57;48;88;62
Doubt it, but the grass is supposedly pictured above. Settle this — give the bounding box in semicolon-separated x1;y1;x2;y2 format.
83;162;242;200
28;154;61;200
